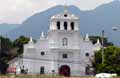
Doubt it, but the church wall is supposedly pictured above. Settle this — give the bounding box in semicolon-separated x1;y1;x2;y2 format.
23;48;36;58
79;42;95;66
23;58;54;74
52;61;86;76
48;31;81;49
49;49;87;76
20;8;101;76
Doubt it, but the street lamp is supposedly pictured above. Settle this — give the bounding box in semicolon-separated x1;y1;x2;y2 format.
101;30;104;64
112;26;119;31
101;26;119;64
112;27;117;31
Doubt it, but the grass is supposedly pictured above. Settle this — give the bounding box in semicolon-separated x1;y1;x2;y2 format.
0;74;119;78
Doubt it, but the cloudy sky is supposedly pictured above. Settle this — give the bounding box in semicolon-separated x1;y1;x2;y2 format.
0;0;114;24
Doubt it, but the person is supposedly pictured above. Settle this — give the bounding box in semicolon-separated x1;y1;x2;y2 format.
20;66;25;74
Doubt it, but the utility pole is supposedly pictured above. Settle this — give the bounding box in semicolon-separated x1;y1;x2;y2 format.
101;30;104;64
0;38;2;53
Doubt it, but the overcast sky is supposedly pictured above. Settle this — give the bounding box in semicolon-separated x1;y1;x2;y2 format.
0;0;114;24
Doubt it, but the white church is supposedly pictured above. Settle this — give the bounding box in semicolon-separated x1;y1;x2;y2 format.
8;6;101;76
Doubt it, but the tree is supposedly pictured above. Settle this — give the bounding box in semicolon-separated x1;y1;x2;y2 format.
93;46;120;75
0;36;18;60
0;36;29;74
0;61;9;74
89;36;113;46
13;36;29;54
0;36;12;74
0;36;13;54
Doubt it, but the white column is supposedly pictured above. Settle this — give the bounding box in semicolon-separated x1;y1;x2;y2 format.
61;21;64;30
50;20;52;30
68;21;71;30
50;21;55;30
53;21;57;30
75;22;79;30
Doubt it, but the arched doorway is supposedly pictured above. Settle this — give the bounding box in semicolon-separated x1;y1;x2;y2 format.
59;65;70;76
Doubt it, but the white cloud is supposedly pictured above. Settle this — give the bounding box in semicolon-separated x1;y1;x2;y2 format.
0;0;60;24
0;0;114;24
71;0;114;10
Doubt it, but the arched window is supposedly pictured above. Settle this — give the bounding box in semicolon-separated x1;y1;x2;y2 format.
57;21;60;30
40;66;44;74
62;38;68;46
64;22;67;30
71;22;74;30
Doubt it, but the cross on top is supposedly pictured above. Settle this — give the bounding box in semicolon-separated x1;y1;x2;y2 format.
64;0;68;13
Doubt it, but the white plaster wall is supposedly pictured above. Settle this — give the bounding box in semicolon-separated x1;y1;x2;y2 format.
21;10;101;76
48;31;81;50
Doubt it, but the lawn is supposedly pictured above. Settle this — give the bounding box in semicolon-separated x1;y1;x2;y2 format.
0;75;92;78
0;74;119;78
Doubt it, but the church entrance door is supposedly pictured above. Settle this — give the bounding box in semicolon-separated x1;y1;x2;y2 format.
59;65;70;76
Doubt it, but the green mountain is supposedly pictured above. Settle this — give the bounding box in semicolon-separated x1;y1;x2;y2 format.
0;23;19;35
7;1;120;46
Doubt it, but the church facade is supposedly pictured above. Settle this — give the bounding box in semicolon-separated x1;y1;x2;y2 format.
9;7;101;76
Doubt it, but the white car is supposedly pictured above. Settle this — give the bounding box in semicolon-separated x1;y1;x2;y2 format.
95;73;112;78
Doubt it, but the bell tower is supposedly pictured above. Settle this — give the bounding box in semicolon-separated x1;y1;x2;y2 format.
50;5;79;31
48;5;80;49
